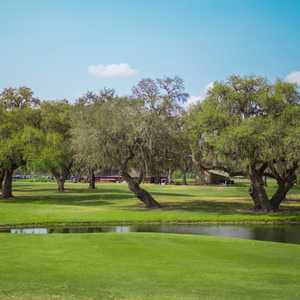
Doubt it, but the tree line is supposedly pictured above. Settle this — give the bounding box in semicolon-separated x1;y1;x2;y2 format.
0;75;299;211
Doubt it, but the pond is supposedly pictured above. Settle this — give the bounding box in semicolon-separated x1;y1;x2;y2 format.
1;224;300;244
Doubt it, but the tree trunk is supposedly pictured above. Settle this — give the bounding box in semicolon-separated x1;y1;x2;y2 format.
88;168;96;189
182;170;187;185
271;179;295;211
249;183;262;210
0;169;4;190
56;177;65;192
167;168;172;184
248;165;271;211
1;169;13;198
122;171;161;208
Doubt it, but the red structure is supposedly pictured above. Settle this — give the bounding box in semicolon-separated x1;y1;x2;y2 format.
94;175;169;184
95;176;122;183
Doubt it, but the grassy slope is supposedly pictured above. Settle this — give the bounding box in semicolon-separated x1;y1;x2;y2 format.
0;181;300;226
0;233;299;300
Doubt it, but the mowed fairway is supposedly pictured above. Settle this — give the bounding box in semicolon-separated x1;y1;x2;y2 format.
0;181;300;226
0;233;300;300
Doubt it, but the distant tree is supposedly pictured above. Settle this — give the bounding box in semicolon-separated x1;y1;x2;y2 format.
175;123;193;185
73;88;118;189
0;87;40;198
76;88;115;106
132;76;188;114
0;87;40;110
132;76;189;181
71;103;101;189
35;101;73;192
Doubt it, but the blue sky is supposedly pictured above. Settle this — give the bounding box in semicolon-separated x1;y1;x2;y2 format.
0;0;299;103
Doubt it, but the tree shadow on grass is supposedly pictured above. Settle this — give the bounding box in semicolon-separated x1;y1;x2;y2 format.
5;182;300;213
124;198;300;215
1;187;136;207
6;185;197;207
124;199;252;214
161;199;300;214
13;186;128;194
144;191;199;198
162;199;254;214
4;183;250;211
151;191;248;199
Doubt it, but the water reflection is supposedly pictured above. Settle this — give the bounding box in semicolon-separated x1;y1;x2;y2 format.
11;228;48;234
6;224;300;245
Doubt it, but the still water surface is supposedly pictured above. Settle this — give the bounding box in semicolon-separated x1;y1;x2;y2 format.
3;224;300;244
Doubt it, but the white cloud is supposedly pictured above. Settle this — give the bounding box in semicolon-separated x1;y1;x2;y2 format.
285;71;300;85
185;81;214;109
88;63;138;78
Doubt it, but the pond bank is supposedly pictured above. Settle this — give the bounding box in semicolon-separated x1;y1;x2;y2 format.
1;219;300;230
2;223;300;244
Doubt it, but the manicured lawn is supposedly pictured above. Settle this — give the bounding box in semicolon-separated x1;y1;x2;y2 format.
1;182;299;299
0;233;299;300
0;181;300;226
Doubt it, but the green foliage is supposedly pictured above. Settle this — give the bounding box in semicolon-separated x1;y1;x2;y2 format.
187;75;300;170
0;75;299;208
0;92;41;171
72;77;189;179
0;86;40;110
32;101;73;179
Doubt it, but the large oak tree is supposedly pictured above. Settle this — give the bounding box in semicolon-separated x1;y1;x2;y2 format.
187;75;300;211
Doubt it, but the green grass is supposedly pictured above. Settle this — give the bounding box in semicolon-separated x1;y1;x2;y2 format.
0;181;300;226
0;232;299;300
1;182;300;299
